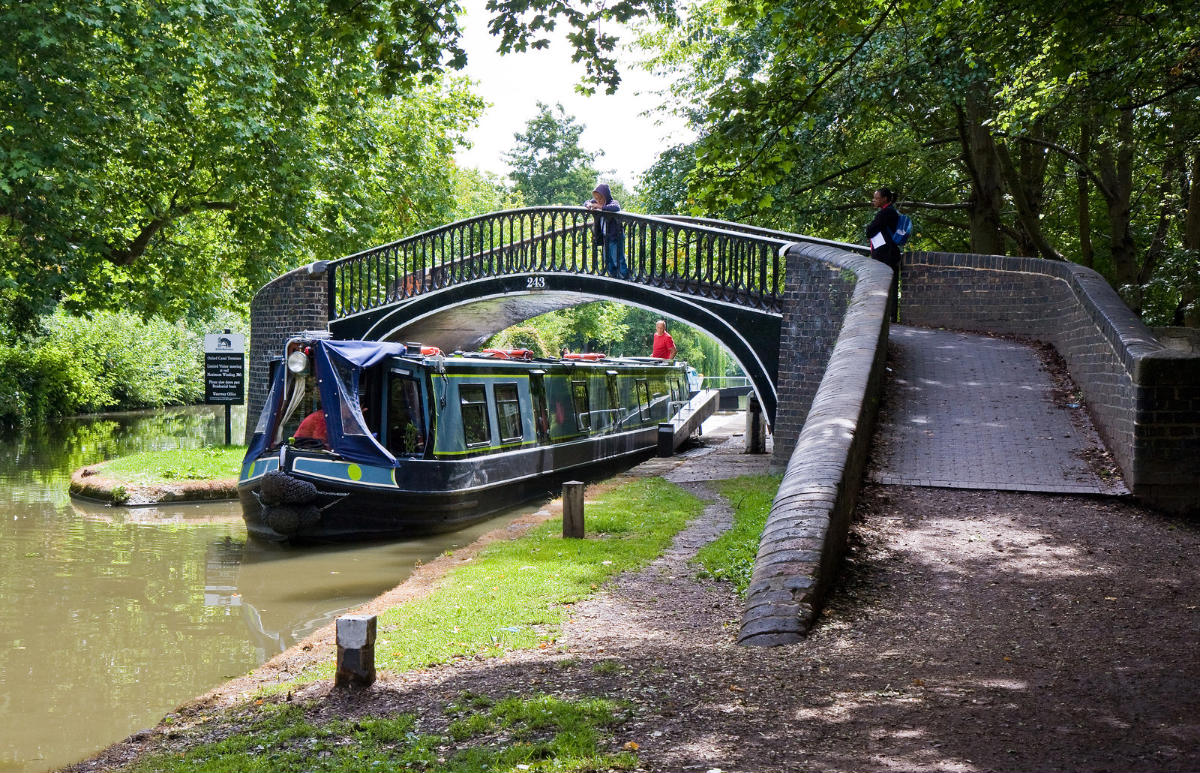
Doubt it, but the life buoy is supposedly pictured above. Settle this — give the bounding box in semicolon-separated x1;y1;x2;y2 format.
481;348;510;359
565;352;606;361
421;345;442;356
506;348;534;361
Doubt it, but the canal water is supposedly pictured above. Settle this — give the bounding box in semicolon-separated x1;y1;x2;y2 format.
0;406;526;772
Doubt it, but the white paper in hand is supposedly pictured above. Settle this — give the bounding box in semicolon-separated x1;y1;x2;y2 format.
870;231;887;249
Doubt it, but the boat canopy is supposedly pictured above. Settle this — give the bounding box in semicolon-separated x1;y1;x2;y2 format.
246;339;411;467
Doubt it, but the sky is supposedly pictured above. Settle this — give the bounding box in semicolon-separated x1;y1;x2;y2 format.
453;0;694;190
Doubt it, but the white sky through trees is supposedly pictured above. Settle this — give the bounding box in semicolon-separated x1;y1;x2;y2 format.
454;0;693;192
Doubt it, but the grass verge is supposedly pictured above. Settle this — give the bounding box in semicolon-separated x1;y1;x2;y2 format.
99;446;245;484
129;693;637;773
280;476;704;683
694;474;781;595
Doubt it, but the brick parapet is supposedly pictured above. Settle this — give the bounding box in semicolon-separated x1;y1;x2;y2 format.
740;245;891;645
245;264;330;444
901;251;1198;515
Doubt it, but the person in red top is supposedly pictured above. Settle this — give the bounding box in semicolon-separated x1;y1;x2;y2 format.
651;319;676;359
294;410;329;447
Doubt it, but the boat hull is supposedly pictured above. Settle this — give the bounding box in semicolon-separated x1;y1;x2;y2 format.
239;427;659;542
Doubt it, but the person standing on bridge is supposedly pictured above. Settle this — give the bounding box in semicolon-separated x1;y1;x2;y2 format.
585;183;631;280
652;319;677;359
866;186;901;321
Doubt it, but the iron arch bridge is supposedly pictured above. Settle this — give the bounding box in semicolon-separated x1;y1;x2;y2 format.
323;207;796;424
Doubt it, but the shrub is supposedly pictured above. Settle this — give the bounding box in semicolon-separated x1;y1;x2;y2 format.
0;310;208;427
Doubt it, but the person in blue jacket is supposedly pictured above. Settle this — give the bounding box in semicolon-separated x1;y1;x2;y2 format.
586;183;630;279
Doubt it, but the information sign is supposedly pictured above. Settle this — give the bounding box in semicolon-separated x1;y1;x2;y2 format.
204;332;245;405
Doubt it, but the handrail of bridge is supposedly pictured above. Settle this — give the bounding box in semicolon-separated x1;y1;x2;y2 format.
658;215;871;257
326;207;795;322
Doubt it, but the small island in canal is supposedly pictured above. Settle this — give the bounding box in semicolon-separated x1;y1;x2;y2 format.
69;446;244;506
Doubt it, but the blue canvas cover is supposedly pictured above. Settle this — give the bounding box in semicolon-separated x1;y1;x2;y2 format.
311;340;409;467
244;363;287;462
244;339;410;468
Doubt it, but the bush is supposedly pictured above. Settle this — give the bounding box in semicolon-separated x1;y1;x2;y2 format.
0;310;208;427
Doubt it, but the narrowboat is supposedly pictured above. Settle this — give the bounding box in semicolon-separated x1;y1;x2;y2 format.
238;336;692;542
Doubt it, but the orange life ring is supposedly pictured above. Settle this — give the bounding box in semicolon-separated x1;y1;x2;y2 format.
481;348;510;359
420;345;442;356
506;348;534;361
564;352;606;361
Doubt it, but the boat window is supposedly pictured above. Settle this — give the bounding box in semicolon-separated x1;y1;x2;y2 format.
460;384;491;447
635;379;650;421
530;373;550;443
571;380;590;431
387;374;426;456
330;357;371;437
606;373;619;426
494;383;523;443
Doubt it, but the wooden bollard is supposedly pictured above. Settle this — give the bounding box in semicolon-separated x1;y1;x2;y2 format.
745;395;766;454
562;480;585;539
335;614;377;688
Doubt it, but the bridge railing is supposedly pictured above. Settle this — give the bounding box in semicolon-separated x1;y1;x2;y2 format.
327;207;794;321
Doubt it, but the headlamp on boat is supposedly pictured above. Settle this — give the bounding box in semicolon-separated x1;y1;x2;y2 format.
287;349;310;375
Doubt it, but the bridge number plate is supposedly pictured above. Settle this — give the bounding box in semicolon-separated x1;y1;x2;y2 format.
525;275;546;289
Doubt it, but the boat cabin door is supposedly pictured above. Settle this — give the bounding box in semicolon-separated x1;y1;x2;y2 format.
386;368;428;457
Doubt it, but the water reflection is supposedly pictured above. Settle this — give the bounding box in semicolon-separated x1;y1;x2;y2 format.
0;406;527;772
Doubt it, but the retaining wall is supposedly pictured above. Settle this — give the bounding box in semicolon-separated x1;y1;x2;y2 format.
740;245;892;645
901;251;1200;515
244;264;329;444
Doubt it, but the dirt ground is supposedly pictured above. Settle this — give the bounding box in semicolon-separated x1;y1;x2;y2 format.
71;473;1200;773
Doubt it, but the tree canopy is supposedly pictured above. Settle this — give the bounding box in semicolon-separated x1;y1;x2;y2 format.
505;103;602;206
638;0;1200;324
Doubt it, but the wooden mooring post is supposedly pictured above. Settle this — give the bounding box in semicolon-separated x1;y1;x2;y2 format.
745;395;766;454
335;614;377;688
562;480;585;539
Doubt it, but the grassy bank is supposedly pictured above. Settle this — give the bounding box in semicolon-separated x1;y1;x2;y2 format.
694;474;781;594
290;476;704;683
70;446;244;504
101;446;245;484
113;476;704;772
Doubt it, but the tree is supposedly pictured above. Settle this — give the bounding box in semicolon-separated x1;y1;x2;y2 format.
639;0;1200;323
504;103;602;206
0;0;484;329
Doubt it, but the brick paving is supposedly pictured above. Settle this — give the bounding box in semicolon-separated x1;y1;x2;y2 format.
870;325;1128;495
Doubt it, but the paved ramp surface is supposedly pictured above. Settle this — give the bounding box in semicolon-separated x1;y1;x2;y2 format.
870;326;1128;495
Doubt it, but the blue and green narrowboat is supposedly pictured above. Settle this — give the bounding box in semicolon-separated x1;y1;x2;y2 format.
238;337;691;541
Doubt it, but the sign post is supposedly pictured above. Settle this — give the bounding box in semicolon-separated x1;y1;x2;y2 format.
204;330;245;446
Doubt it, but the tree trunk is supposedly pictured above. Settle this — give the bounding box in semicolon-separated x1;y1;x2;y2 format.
1097;109;1139;290
1177;150;1200;326
996;134;1064;260
956;95;1007;255
1076;120;1095;269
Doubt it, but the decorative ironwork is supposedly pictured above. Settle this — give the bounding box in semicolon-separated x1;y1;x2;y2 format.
327;207;793;322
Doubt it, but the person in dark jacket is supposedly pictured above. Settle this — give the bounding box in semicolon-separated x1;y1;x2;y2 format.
585;183;631;279
866;186;902;321
865;187;901;270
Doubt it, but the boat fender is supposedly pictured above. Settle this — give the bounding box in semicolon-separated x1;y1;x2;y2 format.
259;470;318;506
266;504;321;535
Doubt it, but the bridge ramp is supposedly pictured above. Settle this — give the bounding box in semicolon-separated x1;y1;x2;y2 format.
870;326;1128;495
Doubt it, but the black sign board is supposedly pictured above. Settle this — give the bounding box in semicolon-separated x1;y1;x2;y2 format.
204;332;245;405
